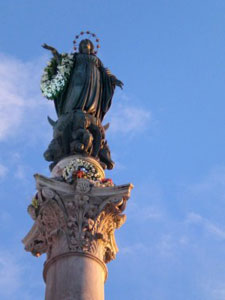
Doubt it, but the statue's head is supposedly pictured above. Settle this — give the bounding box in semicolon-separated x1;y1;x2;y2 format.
79;39;94;55
73;31;100;55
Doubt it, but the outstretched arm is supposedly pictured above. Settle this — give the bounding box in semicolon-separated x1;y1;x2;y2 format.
42;43;61;64
111;76;124;89
99;61;124;89
105;68;124;89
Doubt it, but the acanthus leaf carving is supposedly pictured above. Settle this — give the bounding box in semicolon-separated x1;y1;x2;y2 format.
23;175;133;264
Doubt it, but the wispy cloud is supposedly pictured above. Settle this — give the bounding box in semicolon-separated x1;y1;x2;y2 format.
0;53;54;142
0;55;26;140
212;286;225;300
106;91;153;136
120;242;149;255
0;248;45;300
110;104;151;134
0;54;153;149
0;164;8;178
0;252;22;296
14;164;27;181
128;201;163;221
157;234;174;257
186;212;225;240
186;165;225;199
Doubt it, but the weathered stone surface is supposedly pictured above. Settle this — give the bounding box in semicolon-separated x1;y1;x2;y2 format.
44;253;106;300
23;158;132;300
23;174;132;262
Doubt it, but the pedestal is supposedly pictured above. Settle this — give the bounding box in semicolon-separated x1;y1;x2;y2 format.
23;156;133;300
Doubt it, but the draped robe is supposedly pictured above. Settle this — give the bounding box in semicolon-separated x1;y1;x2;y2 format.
54;53;116;122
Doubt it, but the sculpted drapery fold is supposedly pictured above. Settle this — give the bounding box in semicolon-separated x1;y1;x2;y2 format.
54;53;116;122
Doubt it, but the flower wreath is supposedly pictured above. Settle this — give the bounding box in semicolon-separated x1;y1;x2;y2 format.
62;158;101;182
41;53;74;100
62;158;114;187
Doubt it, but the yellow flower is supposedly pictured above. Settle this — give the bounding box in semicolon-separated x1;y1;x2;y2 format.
31;197;39;209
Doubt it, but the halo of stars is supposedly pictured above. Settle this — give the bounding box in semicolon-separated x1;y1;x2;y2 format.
73;31;100;55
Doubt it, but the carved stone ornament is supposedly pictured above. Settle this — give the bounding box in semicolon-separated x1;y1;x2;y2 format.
22;173;133;264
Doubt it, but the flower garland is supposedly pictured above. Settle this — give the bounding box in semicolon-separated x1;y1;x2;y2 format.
41;53;74;100
93;178;114;188
62;158;101;183
62;158;114;187
31;196;39;209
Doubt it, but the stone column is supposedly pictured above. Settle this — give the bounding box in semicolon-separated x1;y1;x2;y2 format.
23;156;132;300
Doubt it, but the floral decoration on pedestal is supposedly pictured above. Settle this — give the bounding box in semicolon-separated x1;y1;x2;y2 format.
62;158;114;187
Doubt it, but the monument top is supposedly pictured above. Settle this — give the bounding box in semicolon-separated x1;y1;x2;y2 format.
41;31;123;172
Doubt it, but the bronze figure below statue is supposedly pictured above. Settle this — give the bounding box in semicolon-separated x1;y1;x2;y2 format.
41;33;123;170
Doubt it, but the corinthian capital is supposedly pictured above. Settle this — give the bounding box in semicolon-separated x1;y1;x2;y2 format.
23;172;133;264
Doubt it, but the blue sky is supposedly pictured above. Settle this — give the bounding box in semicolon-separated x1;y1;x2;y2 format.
0;0;225;299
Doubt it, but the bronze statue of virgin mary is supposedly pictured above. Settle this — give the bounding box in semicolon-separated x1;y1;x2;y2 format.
41;33;123;170
42;38;123;121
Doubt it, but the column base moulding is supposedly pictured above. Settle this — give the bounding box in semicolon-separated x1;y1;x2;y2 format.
43;251;108;283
